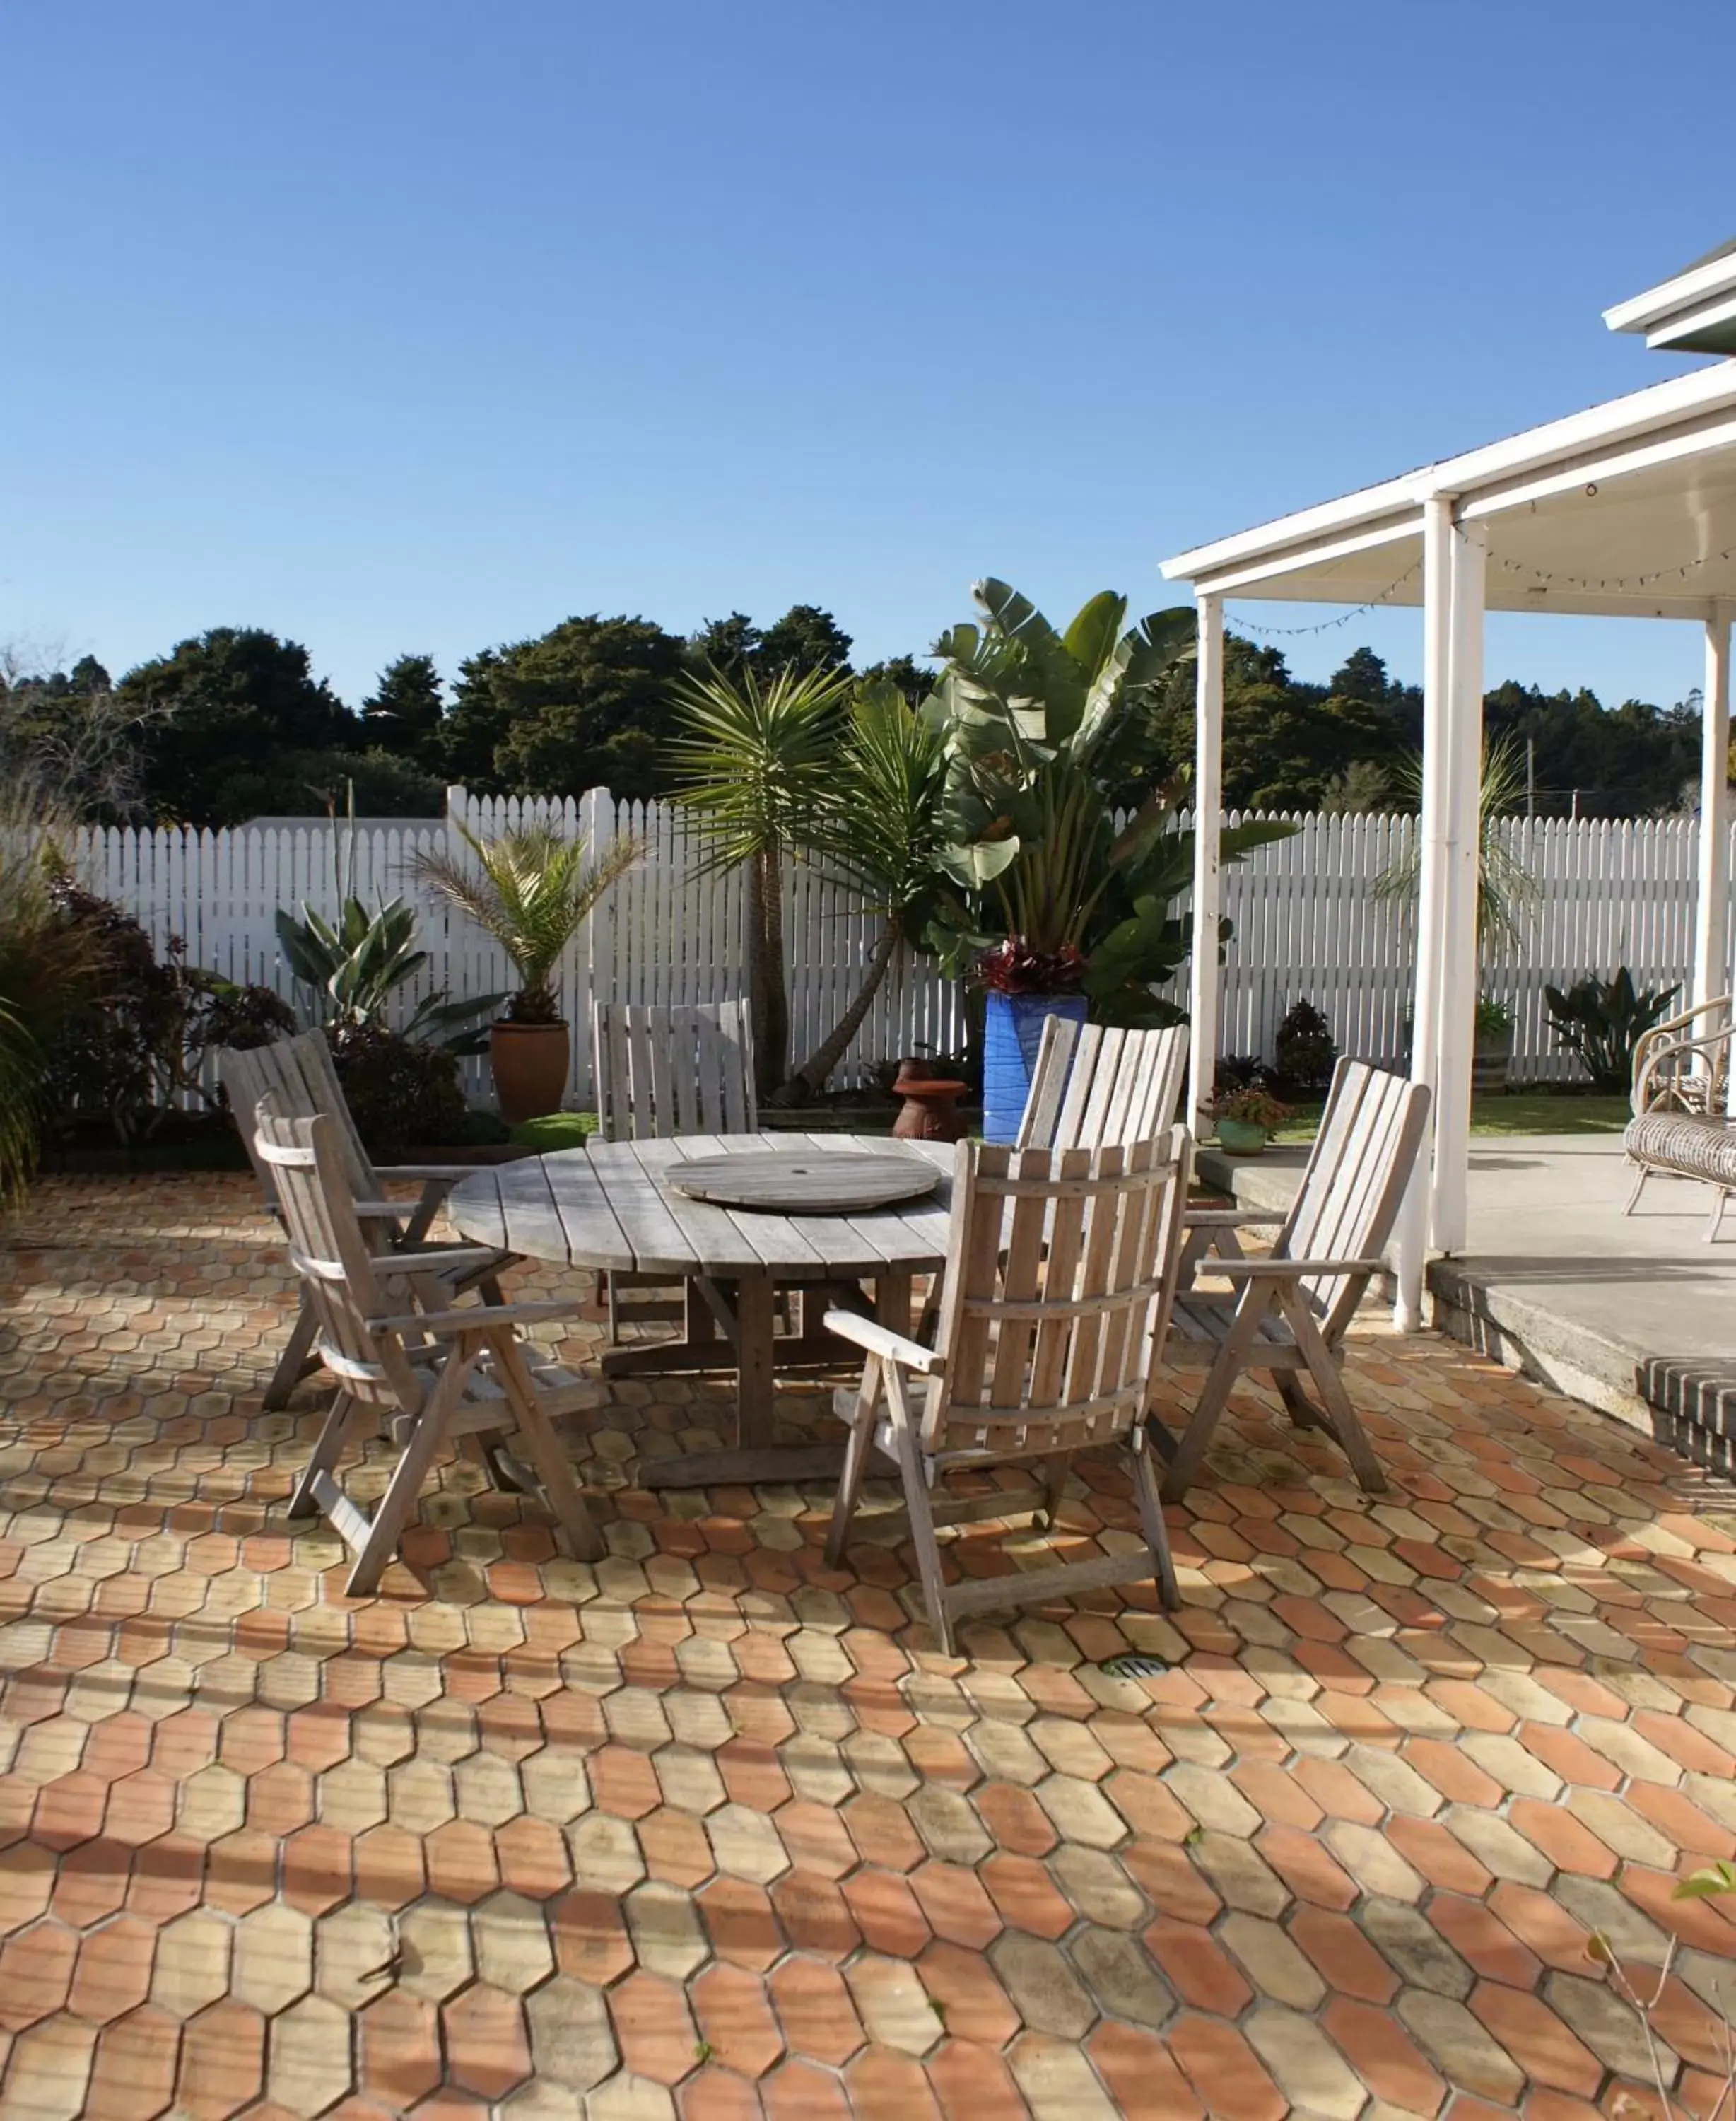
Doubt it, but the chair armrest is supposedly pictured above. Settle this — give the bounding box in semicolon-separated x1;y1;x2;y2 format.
373;1164;479;1186
367;1297;587;1336
1183;1208;1286;1227
1214;1256;1383;1278
822;1309;944;1375
366;1246;506;1280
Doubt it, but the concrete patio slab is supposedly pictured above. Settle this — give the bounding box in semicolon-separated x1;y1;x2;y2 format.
1198;1133;1736;1460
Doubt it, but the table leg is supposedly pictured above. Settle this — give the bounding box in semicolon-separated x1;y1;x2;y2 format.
635;1269;896;1492
876;1266;915;1340
734;1272;776;1451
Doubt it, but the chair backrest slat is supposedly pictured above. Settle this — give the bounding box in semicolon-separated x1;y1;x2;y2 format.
220;1031;377;1206
928;1128;1190;1452
1019;1019;1187;1152
252;1099;422;1408
592;1001;758;1140
1279;1059;1431;1340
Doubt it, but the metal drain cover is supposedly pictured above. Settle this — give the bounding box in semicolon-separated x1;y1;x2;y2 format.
1098;1653;1168;1679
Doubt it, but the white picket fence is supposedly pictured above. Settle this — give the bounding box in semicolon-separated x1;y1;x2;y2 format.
74;788;1732;1106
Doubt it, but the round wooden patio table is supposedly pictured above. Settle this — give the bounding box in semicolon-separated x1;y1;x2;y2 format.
446;1132;954;1488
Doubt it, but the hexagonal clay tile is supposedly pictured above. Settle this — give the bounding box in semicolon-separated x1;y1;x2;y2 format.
16;1171;1736;2119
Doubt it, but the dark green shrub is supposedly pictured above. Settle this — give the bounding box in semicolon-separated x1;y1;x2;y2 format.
327;1023;466;1155
1273;1000;1338;1092
1544;969;1680;1094
42;874;293;1141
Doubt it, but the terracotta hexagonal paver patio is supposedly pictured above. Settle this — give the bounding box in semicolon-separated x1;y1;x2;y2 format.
4;1169;1736;2117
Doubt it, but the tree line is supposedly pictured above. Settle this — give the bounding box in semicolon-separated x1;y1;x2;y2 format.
0;609;1707;828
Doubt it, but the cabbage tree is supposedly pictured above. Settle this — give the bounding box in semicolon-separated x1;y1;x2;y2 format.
669;660;855;1097
778;679;962;1101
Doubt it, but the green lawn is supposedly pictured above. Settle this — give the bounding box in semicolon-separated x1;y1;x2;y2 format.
1271;1092;1630;1143
508;1111;599;1151
505;1094;1631;1155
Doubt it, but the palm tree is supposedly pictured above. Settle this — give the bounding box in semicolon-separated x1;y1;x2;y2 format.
779;680;958;1102
414;824;642;1021
669;660;855;1098
1376;732;1539;950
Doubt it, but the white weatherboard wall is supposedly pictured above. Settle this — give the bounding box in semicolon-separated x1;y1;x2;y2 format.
76;788;1730;1106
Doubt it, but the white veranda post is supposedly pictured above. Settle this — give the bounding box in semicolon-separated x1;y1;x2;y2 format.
1188;594;1224;1133
1694;603;1733;1024
1431;518;1486;1256
1394;498;1456;1327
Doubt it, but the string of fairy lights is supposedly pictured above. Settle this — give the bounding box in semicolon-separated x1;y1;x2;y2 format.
1225;540;1736;641
1490;545;1736;596
1227;560;1420;638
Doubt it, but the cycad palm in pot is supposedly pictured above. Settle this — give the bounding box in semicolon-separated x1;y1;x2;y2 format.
415;825;640;1122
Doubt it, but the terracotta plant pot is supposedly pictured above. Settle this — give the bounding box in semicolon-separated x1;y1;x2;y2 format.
490;1020;570;1124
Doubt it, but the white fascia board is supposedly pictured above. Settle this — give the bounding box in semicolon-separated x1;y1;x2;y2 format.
1190;513;1420;598
1646;290;1736;351
1161;363;1736;591
1605;254;1736;336
1458;404;1736;520
1159;479;1426;584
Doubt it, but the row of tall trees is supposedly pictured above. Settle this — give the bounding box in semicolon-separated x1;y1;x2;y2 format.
0;612;1707;829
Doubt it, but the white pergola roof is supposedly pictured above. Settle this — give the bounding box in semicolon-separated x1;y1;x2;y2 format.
1160;358;1736;621
1158;334;1736;1331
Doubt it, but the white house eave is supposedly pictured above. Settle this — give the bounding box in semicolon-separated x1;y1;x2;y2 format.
1160;360;1736;591
1605;252;1736;337
1639;290;1736;354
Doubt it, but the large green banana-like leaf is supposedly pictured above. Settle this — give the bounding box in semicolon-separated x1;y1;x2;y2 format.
1122;605;1198;691
1060;591;1127;687
929;622;982;665
972;579;1062;656
936;836;1021;892
972;580;1086;742
1070;629;1137;766
1224;817;1301;860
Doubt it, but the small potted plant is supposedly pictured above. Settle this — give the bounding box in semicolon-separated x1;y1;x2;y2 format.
416;824;640;1123
1472;996;1515;1094
1210;1085;1291;1155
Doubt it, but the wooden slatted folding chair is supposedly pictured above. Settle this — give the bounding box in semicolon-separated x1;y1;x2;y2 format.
822;1128;1192;1655
1017;1018;1189;1151
590;1000;761;1343
593;1000;757;1139
898;1017;1190;1349
253;1100;602;1595
1159;1058;1431;1502
221;1032;515;1410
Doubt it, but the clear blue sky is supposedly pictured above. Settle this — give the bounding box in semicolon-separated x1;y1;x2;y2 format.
3;0;1731;713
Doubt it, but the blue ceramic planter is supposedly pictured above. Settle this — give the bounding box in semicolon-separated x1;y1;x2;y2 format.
982;992;1089;1143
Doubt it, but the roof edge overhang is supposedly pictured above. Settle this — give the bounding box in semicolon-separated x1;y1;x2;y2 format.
1160;361;1736;600
1605;249;1736;351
